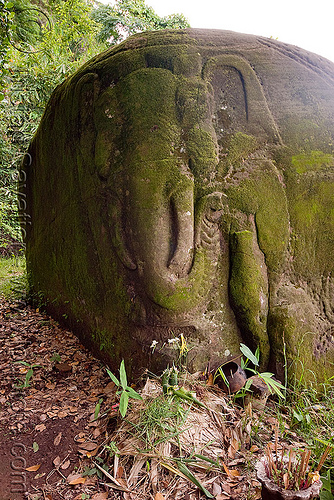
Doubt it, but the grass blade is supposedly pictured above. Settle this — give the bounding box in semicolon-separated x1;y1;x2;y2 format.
177;461;214;498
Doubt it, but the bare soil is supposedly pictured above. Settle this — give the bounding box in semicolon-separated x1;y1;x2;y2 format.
0;299;118;500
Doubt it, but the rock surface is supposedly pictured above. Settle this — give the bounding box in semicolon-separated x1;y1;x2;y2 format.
20;29;334;381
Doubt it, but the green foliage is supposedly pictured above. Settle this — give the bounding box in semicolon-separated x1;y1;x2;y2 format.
14;360;40;389
127;392;190;454
0;0;47;93
269;371;334;491
176;461;214;498
94;397;103;420
222;343;285;401
91;0;189;45
0;0;190;252
320;469;334;500
106;360;142;417
0;0;49;251
0;255;26;297
50;352;61;362
240;343;285;398
0;0;105;251
240;342;260;367
104;440;120;457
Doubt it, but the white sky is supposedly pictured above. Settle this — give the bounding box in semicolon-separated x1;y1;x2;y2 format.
111;0;334;63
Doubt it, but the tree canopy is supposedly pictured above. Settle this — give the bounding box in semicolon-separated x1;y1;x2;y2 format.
92;0;189;44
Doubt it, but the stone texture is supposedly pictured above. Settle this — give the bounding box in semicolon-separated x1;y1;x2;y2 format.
20;29;334;382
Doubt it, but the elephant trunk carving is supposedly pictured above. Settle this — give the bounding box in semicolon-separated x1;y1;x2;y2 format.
111;163;223;312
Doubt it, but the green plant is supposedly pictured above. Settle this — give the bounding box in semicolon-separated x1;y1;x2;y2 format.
292;407;312;427
161;366;208;409
213;363;235;390
239;343;285;398
50;352;61;363
104;440;120;458
214;343;285;401
14;360;40;388
275;369;334;492
320;469;334;500
106;360;142;418
93;397;103;420
128;394;185;452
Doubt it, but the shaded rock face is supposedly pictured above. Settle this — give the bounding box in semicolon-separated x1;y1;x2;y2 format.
21;29;334;381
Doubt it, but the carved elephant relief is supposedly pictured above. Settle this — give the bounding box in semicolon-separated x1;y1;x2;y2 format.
21;29;334;382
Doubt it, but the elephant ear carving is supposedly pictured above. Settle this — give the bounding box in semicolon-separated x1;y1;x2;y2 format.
203;55;282;144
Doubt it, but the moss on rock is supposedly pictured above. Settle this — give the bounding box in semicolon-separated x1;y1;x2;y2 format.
20;29;334;383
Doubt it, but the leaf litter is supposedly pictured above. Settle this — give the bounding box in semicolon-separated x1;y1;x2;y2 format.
0;298;310;500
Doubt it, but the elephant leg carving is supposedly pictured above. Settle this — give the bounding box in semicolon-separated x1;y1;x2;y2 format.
229;229;270;369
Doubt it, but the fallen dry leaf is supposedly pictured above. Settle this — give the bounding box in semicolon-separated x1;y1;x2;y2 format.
26;464;41;472
228;458;245;466
154;493;165;500
35;423;46;432
79;441;98;451
53;456;61;467
103;381;116;394
116;465;124;478
221;483;231;494
45;382;56;389
222;462;240;478
61;459;71;470
86;447;99;458
212;481;222;496
58;410;68;418
67;473;87;485
91;493;108;500
266;416;279;429
206;373;214;386
250;444;260;453
54;431;62;446
55;362;72;372
93;427;101;438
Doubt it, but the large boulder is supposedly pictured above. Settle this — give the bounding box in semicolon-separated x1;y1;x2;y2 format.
20;29;334;382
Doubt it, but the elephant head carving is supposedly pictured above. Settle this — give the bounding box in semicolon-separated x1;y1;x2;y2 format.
21;29;334;381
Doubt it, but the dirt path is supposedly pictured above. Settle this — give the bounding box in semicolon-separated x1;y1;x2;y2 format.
0;299;118;500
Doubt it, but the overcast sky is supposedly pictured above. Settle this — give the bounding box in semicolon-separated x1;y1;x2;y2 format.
114;0;334;63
